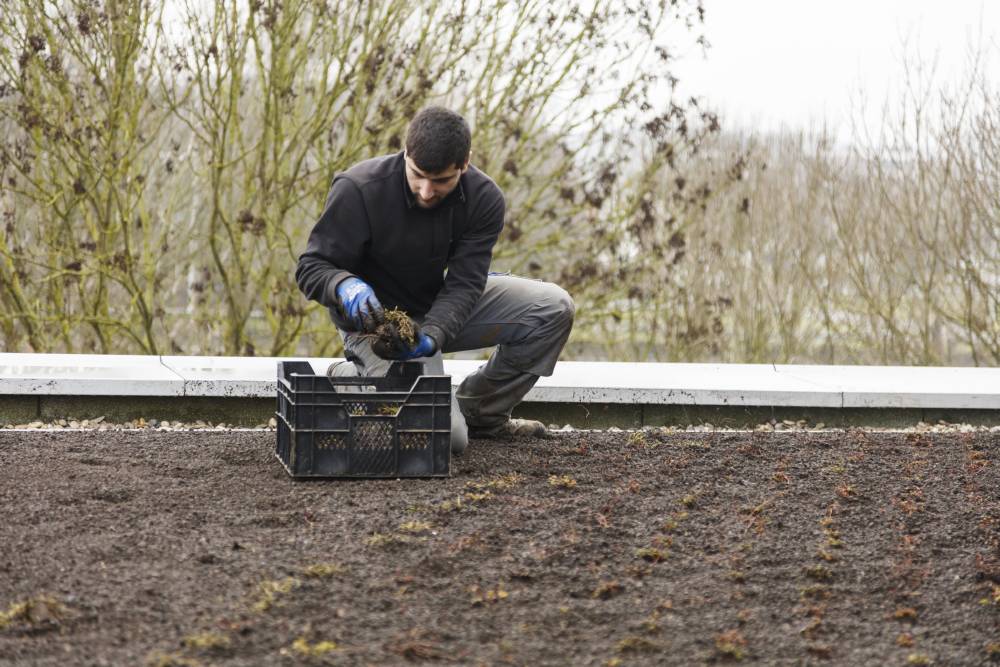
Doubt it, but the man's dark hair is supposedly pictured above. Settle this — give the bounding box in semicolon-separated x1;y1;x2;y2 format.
405;106;471;173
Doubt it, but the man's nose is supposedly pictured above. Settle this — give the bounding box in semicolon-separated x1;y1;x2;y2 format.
420;181;434;198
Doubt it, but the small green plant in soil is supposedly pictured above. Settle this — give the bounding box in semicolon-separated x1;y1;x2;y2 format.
616;636;662;653
468;584;509;605
820;515;844;548
636;547;669;563
640;611;662;634
980;584;1000;605
627;430;660;449
301;562;344;578
835;483;857;499
251;577;300;613
437;497;465;512
592;580;623;599
805;565;833;581
182;631;231;652
465;472;524;491
548;474;577;489
398;520;433;534
715;629;748;660
435;491;493;513
146;652;201;667
290;637;338;657
366;533;417;549
0;595;66;629
816;549;839;562
799;616;822;637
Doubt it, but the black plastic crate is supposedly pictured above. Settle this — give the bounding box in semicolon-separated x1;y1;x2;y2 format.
276;360;451;478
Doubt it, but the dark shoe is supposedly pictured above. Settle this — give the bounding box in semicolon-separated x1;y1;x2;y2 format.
468;418;548;439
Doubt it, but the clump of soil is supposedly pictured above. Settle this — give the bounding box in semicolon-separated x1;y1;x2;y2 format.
365;307;419;358
382;308;417;344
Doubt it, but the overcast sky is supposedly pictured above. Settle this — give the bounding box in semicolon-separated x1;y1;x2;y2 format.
672;0;998;144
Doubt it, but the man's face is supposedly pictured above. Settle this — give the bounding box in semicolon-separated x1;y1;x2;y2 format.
404;153;469;209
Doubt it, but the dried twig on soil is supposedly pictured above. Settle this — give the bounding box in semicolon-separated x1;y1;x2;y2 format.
387;628;446;661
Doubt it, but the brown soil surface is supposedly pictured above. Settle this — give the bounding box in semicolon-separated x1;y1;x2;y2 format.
1;429;998;666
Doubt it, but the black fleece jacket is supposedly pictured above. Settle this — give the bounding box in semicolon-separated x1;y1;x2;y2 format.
295;152;505;349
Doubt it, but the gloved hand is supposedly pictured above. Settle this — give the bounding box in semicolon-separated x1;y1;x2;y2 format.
398;333;437;360
372;322;437;360
335;277;383;333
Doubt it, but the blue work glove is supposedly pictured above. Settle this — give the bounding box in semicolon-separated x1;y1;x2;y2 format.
334;277;384;332
399;333;437;360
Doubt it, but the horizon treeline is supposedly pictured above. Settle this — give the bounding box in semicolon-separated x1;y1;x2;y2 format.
1;0;996;366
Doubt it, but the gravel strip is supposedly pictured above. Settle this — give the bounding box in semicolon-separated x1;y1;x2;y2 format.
0;416;277;431
1;417;996;434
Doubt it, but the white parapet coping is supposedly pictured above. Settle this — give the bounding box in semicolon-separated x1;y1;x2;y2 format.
0;353;998;410
0;353;187;397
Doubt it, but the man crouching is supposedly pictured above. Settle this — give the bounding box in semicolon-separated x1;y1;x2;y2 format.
295;106;574;453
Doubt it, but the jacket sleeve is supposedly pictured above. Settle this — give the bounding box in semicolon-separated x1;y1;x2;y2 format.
295;177;370;310
421;191;505;349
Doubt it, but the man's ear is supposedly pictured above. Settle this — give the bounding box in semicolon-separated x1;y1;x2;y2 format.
461;151;472;173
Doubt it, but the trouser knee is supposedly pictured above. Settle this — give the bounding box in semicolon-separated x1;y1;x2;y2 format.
451;423;468;455
551;285;575;332
496;283;574;377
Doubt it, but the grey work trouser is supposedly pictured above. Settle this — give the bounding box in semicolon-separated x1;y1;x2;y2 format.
330;274;575;454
